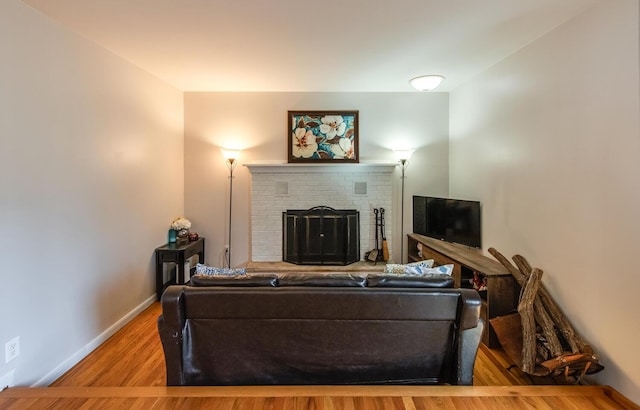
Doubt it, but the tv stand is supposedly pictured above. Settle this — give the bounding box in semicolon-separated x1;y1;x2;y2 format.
407;233;518;348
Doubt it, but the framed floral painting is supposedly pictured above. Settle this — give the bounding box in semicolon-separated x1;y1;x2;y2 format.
288;110;359;163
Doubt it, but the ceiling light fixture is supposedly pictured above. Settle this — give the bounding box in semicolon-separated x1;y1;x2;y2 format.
409;75;445;91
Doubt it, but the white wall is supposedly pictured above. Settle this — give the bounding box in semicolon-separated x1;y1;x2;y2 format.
0;0;183;386
450;0;639;403
184;92;449;266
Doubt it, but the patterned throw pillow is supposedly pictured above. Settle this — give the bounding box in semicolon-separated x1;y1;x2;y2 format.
404;264;454;276
195;263;246;276
432;264;454;275
384;264;406;274
384;259;435;274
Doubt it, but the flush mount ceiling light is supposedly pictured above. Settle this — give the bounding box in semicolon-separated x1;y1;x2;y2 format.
409;75;445;91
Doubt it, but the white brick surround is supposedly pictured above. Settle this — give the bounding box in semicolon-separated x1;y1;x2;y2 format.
245;163;395;262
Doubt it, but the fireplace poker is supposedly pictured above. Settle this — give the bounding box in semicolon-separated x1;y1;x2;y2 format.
381;208;389;261
367;208;380;262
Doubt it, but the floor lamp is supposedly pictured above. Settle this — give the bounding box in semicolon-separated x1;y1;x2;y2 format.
222;149;239;268
395;150;414;263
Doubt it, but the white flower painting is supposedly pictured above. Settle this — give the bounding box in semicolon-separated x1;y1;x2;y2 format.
288;111;358;162
319;115;347;139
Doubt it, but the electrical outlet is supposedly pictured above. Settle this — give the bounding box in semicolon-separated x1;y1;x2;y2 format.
0;369;15;390
5;337;19;363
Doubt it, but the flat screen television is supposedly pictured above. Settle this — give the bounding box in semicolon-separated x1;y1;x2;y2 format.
413;196;481;248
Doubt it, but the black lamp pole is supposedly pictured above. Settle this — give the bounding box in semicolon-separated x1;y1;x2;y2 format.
400;158;407;263
226;158;236;268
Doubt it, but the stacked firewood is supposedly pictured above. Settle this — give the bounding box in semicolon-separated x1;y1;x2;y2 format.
488;248;604;381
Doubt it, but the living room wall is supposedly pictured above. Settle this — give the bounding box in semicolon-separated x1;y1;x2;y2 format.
0;0;183;387
449;0;639;403
183;92;449;266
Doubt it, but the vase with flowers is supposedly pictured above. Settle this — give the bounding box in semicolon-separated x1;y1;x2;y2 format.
171;217;192;244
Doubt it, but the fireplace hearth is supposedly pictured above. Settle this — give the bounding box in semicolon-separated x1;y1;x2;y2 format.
283;206;360;265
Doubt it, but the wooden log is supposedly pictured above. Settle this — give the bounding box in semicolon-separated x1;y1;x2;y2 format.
512;254;532;276
489;249;587;354
511;255;563;358
533;302;563;359
488;248;524;285
513;254;587;354
518;267;543;374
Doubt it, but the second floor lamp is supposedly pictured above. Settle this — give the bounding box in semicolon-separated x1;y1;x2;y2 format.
222;149;240;268
395;149;414;263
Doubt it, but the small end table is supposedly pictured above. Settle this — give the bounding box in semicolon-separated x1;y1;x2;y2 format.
155;237;205;300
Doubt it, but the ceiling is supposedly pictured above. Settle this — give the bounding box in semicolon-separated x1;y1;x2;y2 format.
22;0;599;92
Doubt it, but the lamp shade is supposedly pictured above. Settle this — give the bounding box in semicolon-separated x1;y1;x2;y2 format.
394;149;414;161
221;149;240;161
409;75;445;91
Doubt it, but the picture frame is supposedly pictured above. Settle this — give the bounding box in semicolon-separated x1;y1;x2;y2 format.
288;110;359;163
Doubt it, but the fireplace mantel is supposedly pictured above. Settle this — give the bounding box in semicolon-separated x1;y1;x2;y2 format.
244;162;397;174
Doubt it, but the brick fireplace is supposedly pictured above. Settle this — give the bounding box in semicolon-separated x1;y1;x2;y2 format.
245;163;395;262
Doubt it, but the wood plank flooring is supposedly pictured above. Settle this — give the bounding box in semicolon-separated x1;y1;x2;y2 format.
50;302;167;387
1;302;637;409
1;385;636;409
50;302;532;388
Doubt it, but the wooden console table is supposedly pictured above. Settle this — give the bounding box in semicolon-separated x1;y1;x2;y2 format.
407;233;518;348
155;238;205;300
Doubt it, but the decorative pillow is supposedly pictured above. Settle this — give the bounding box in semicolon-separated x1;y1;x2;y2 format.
405;263;454;276
384;259;434;274
431;264;454;275
384;264;406;274
195;263;246;276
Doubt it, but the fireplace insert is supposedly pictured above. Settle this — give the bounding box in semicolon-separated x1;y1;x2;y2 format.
283;206;360;265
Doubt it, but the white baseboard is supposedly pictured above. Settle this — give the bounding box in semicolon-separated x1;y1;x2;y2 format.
33;294;157;387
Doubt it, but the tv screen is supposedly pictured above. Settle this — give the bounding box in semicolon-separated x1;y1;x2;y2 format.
413;196;481;248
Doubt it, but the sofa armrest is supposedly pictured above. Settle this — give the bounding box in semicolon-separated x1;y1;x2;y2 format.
454;289;483;385
459;289;482;330
456;318;484;385
157;285;186;386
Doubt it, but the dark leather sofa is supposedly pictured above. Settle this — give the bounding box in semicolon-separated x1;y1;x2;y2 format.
157;273;483;386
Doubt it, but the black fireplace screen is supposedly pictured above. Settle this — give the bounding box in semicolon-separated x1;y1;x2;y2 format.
283;206;360;265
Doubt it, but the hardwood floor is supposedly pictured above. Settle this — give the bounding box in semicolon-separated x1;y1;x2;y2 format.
1;302;637;409
1;385;635;409
50;303;167;387
50;302;532;388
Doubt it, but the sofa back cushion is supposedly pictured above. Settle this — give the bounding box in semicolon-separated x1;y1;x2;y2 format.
366;274;454;288
277;273;367;287
182;287;463;321
190;274;278;287
190;272;454;289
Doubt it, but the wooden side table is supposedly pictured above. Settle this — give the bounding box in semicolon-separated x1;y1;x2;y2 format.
155;238;205;300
